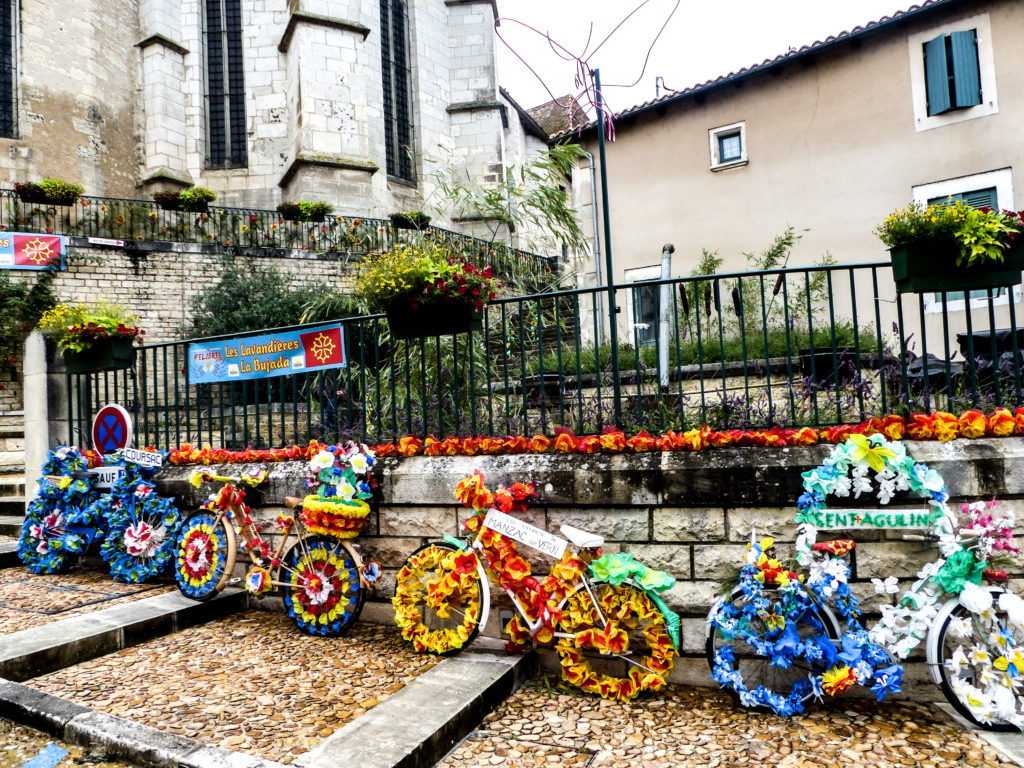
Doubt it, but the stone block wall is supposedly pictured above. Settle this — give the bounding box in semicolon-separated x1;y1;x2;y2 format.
154;437;1024;694
2;240;359;416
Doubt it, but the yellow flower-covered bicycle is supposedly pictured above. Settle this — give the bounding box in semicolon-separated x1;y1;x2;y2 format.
392;472;681;700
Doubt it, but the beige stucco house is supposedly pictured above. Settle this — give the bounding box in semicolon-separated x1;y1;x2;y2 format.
565;0;1023;344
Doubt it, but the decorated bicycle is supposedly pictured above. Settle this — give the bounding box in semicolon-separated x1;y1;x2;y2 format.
20;446;182;582
393;471;680;701
706;433;1024;729
174;442;382;636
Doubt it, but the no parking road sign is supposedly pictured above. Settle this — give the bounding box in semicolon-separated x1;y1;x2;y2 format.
92;403;133;456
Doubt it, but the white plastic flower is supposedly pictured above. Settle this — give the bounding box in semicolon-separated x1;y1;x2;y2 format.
960;582;994;614
947;617;973;639
944;645;968;676
872;576;899;596
337;481;357;501
349;453;369;474
309;449;335;472
1000;592;1024;629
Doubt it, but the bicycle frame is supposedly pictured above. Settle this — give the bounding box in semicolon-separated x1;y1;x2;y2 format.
193;479;369;593
453;515;608;644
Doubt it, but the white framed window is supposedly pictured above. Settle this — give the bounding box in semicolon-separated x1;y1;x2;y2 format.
709;121;747;171
908;13;998;132
912;168;1019;313
625;265;661;346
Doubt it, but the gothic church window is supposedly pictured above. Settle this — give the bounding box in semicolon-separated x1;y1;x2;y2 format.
380;0;414;182
204;0;247;167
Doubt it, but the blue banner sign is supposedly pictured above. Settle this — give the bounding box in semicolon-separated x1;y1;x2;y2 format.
188;324;347;384
0;233;66;270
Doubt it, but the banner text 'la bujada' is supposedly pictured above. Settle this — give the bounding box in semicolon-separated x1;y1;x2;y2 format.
187;324;346;384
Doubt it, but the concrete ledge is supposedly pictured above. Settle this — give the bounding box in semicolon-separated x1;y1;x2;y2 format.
0;515;22;536
0;679;286;768
278;11;371;53
0;541;17;568
0;590;246;681
296;643;537;768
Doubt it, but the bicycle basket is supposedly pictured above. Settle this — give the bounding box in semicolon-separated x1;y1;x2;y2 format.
300;496;371;539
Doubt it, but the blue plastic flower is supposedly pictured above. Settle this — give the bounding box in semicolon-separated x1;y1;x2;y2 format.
869;664;903;701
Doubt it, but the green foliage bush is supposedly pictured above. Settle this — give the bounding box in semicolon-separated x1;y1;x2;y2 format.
188;253;330;338
179;187;217;212
0;268;58;376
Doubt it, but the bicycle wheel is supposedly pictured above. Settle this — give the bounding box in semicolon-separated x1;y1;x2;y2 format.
706;587;841;716
554;582;677;701
392;542;484;655
282;537;364;637
174;511;236;601
936;594;1024;731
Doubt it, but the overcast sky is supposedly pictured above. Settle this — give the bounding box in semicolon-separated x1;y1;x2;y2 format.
495;0;917;113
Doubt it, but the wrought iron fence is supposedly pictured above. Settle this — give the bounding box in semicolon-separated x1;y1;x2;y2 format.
64;261;1024;449
0;189;551;271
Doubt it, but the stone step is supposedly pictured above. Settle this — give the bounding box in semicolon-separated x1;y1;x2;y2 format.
0;515;23;537
0;451;25;474
0;475;25;498
0;541;17;568
0;435;24;452
0;497;24;515
0;411;23;430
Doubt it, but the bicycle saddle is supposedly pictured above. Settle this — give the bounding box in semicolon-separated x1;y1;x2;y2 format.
560;524;604;549
283;496;304;510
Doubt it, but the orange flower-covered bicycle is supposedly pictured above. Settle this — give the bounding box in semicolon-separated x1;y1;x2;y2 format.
392;472;681;701
174;444;381;636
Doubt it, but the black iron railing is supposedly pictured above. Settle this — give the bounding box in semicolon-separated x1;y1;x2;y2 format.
64;262;1024;449
0;189;552;270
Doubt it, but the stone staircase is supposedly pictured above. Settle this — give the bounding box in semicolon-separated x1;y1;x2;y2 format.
0;410;25;539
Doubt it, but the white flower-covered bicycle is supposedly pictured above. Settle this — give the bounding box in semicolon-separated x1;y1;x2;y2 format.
706;434;1024;729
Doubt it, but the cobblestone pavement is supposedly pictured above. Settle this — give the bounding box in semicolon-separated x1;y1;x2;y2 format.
0;568;174;634
31;610;439;761
0;717;127;768
437;679;1017;768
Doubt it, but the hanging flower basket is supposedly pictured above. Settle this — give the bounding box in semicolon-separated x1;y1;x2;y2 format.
63;337;137;374
890;236;1024;294
385;300;483;340
389;211;431;230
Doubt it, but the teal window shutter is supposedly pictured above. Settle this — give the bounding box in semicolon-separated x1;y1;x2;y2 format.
950;30;982;108
924;34;951;116
928;187;997;209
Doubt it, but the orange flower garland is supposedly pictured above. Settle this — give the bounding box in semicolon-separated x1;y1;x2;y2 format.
166;409;1024;467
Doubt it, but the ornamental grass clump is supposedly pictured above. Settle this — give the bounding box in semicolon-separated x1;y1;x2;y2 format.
353;244;501;317
37;301;145;352
875;200;1024;267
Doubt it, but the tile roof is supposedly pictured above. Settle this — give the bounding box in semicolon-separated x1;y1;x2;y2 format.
558;0;962;138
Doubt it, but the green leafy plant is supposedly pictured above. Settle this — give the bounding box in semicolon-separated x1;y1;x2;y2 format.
278;200;335;222
152;190;182;210
875;201;1024;267
431;141;589;257
188;252;329;337
36;301;145;352
39;178;85;205
0;268;58;377
352;243;501;316
178;187;217;212
389;211;431;229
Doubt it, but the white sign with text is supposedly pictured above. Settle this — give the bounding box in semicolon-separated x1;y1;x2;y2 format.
88;466;125;490
121;447;163;467
482;509;567;559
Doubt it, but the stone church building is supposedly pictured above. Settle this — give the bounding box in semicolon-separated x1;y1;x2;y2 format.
0;0;548;222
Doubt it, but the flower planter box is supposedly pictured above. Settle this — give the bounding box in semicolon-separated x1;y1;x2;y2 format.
389;213;431;230
16;189;48;205
890;237;1024;294
385;301;483;340
62;337;137;374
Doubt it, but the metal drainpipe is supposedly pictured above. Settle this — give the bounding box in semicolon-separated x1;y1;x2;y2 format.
659;243;674;389
582;149;603;347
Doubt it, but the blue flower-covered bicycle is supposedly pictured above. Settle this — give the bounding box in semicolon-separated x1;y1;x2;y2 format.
706;434;1024;729
20;446;183;583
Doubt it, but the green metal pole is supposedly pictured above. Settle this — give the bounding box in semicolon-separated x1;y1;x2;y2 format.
594;69;622;427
